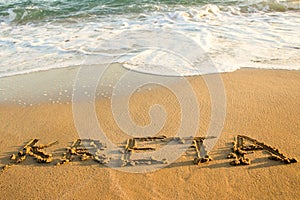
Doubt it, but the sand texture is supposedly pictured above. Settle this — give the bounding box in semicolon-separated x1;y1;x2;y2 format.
0;69;299;200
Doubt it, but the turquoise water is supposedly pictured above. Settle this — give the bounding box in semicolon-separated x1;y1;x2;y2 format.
0;0;299;77
1;0;299;23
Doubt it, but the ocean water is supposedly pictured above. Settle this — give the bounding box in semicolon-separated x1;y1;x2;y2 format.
0;0;300;77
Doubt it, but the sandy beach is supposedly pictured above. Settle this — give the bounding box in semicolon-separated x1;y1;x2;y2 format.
0;68;299;199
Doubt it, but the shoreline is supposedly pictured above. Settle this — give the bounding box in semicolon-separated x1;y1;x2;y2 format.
0;65;299;105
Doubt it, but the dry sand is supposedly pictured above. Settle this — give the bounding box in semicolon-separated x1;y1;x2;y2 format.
0;69;299;199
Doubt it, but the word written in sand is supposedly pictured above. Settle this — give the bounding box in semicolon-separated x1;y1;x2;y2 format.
1;135;297;174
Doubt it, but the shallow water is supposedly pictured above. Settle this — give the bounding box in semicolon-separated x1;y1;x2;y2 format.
0;0;299;77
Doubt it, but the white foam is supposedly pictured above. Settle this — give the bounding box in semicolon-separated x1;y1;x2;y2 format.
0;4;299;77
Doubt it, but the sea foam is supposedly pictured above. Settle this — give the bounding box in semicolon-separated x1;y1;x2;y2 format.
0;2;299;77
